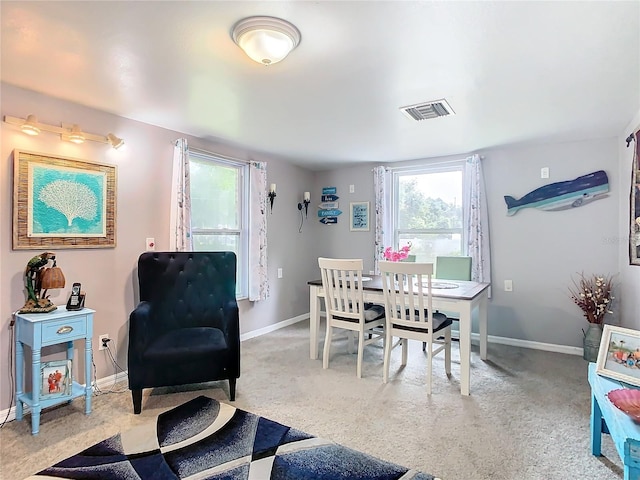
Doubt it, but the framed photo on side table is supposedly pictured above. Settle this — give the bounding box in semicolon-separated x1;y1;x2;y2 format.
596;325;640;387
41;359;72;398
350;201;369;231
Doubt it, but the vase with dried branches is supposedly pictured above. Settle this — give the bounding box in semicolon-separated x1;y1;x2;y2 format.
569;273;615;361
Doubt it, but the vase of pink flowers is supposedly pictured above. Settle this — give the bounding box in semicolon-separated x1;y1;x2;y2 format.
383;243;412;262
383;244;412;286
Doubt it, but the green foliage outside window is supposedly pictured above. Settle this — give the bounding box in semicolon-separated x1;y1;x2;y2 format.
395;169;463;263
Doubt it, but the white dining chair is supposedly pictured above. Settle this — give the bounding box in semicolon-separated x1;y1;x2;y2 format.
318;257;385;378
422;255;473;350
379;260;452;394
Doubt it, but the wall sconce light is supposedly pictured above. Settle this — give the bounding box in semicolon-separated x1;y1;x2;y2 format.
232;16;301;66
3;114;125;149
297;191;310;217
268;183;277;213
297;192;311;233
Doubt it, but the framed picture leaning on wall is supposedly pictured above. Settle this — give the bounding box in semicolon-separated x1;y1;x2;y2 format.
630;129;640;265
596;325;640;387
13;150;117;249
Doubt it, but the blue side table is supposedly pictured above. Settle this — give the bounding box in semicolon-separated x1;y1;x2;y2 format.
589;362;640;480
14;307;94;435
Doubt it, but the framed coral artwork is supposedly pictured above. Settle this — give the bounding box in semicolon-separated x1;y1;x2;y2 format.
13;150;117;249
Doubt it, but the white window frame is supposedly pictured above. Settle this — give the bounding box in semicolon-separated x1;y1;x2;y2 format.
188;151;249;299
391;162;466;260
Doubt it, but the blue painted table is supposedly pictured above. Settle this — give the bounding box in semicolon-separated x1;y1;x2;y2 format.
14;307;94;435
589;362;640;480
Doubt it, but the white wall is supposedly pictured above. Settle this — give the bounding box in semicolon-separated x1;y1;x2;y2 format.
618;109;640;330
0;83;318;411
2;82;638;413
313;137;621;348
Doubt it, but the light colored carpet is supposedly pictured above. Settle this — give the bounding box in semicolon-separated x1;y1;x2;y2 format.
0;320;623;480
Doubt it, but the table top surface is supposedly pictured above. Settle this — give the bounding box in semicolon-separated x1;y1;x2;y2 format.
308;275;490;300
15;306;95;322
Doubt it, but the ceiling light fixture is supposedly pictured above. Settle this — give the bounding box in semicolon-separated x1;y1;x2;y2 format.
232;16;301;66
3;114;125;149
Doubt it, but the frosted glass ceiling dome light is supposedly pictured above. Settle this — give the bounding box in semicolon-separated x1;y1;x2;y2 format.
232;16;300;66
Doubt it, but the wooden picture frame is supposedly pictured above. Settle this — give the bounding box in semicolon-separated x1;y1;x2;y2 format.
41;359;72;398
13;150;117;249
596;325;640;387
350;201;369;231
630;129;640;265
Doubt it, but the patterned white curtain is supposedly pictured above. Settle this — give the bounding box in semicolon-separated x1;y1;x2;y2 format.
169;138;193;251
249;161;269;301
463;154;491;284
373;166;392;274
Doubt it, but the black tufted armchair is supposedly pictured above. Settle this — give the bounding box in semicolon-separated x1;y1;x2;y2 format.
128;251;240;414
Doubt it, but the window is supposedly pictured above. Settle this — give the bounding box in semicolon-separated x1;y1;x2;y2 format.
189;152;249;297
393;164;464;264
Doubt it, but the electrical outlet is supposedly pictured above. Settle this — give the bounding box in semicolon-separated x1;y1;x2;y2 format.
99;334;110;351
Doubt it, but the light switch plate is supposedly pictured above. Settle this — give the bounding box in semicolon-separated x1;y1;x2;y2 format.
146;237;155;251
504;280;513;291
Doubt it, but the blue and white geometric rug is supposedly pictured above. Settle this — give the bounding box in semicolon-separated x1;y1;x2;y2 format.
29;395;436;479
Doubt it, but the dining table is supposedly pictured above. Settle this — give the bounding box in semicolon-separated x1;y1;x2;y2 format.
307;275;490;395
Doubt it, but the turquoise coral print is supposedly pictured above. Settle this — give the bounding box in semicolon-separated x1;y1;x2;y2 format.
30;164;106;236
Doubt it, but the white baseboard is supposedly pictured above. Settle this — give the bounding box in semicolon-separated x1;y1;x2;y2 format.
468;331;583;356
0;313;582;423
240;313;309;341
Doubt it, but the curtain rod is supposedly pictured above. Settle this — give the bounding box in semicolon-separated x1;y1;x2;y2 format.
186;145;253;165
375;155;481;172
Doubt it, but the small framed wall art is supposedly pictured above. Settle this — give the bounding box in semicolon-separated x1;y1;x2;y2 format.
596;325;640;387
350;201;369;231
13;150;117;249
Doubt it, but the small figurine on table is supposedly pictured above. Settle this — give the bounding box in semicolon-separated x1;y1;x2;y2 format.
19;252;65;313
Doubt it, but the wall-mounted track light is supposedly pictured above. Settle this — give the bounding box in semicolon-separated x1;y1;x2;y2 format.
21;114;40;136
3;114;125;149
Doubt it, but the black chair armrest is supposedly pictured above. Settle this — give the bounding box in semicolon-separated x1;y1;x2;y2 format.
128;301;152;360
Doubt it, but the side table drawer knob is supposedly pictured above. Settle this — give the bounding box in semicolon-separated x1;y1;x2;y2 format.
57;326;73;334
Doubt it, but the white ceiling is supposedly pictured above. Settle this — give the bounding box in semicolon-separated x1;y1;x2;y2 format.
2;1;639;171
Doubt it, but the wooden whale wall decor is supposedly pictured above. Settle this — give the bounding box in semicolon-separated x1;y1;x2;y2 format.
504;170;609;216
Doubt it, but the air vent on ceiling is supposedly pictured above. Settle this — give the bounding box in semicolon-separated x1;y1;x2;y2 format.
400;99;455;121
